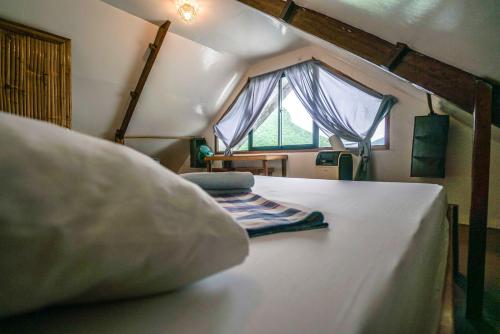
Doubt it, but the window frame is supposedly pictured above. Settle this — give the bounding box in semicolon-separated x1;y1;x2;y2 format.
247;74;319;151
215;73;390;154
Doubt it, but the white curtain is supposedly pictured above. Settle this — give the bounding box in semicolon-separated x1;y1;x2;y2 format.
213;60;397;180
284;60;397;180
214;71;283;155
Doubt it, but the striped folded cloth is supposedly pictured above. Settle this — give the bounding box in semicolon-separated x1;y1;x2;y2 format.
213;192;328;238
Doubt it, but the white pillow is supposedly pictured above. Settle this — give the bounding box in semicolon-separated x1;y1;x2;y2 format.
0;112;249;317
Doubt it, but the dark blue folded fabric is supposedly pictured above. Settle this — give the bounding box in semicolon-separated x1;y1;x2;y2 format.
213;192;328;238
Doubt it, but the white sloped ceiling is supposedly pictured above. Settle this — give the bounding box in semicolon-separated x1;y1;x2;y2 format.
124;32;245;157
104;0;500;81
102;0;310;62
295;0;500;81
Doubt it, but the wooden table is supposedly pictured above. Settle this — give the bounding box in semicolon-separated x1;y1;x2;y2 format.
205;154;288;177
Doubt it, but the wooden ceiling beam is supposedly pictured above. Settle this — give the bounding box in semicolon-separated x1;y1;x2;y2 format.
238;0;499;127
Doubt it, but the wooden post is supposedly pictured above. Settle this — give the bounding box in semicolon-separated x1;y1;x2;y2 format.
440;204;458;333
448;204;459;279
262;160;269;176
115;21;170;143
466;80;492;320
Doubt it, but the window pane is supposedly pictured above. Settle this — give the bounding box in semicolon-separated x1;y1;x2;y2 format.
318;120;386;148
281;77;314;146
319;130;330;147
235;138;248;151
217;137;248;152
252;84;279;148
217;138;226;152
252;109;279;147
371;119;385;146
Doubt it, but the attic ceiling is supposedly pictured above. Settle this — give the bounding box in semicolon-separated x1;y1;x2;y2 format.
294;0;500;81
101;0;310;62
103;0;500;82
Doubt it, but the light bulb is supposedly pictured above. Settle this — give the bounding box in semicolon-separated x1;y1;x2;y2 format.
177;1;198;23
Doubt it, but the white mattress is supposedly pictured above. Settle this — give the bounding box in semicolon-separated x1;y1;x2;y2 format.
0;176;448;334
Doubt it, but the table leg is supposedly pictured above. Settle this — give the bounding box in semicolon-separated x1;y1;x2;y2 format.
262;160;269;176
281;159;287;177
207;161;212;172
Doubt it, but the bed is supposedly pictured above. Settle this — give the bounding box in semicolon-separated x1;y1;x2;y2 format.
0;176;449;334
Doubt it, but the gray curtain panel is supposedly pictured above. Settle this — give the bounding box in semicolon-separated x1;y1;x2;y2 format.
214;71;283;155
284;60;397;180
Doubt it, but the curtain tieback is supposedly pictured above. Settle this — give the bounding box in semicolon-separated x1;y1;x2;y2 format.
358;140;372;160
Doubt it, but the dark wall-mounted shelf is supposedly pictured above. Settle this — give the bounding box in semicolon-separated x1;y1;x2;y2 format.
410;114;450;178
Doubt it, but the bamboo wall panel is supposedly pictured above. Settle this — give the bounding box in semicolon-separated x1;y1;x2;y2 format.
0;19;71;128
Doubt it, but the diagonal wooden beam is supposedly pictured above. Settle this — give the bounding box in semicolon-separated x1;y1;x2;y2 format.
237;0;499;127
115;21;171;143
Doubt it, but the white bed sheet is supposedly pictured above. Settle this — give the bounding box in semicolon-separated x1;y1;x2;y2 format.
0;176;448;334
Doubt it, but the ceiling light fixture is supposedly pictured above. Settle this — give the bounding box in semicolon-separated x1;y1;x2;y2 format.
177;0;199;23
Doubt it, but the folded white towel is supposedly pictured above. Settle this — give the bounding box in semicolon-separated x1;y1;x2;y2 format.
181;172;255;190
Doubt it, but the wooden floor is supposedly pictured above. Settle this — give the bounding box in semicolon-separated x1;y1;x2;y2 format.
454;225;499;333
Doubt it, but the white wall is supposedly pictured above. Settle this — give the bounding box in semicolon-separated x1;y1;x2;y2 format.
0;0;246;163
184;45;499;229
